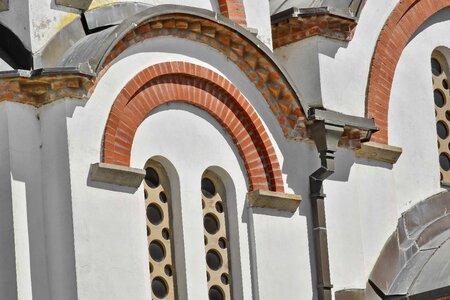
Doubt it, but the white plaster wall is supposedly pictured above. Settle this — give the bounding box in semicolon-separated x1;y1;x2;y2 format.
243;0;272;49
323;6;450;295
38;100;78;299
67;36;316;299
5;102;51;299
319;0;399;116
0;103;18;300
275;36;346;107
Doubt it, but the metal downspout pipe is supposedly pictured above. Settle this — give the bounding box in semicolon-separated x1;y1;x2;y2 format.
308;120;344;300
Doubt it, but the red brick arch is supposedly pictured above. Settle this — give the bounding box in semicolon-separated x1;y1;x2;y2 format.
102;61;284;192
218;0;247;26
366;0;450;144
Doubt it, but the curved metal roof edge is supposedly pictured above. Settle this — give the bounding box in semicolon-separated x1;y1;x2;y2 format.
63;4;310;112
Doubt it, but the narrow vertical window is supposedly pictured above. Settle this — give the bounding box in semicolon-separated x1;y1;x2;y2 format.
201;172;232;300
432;52;450;184
144;160;177;299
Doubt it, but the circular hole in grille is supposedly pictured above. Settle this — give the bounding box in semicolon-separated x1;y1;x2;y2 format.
145;167;159;188
204;213;220;235
221;273;229;285
206;249;222;270
218;238;227;249
440;153;450;171
201;178;216;198
162;228;170;240
147;204;163;225
215;202;223;213
432;58;442;76
149;241;165;262
152;277;168;299
435;90;446;108
209;286;224;300
159;192;167;203
164;265;172;277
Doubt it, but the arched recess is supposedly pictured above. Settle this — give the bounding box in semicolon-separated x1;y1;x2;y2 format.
101;61;284;192
366;0;450;144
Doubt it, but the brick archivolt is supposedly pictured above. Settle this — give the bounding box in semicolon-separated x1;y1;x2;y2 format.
102;61;285;192
99;13;308;141
366;0;450;144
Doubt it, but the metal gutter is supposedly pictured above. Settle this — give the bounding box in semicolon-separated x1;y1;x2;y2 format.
0;66;95;78
271;6;356;25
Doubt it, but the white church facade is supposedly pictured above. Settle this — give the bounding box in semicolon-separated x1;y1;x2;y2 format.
0;0;449;299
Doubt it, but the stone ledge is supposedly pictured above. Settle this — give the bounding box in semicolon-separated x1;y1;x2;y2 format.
247;190;301;213
355;141;402;164
89;163;146;188
0;0;8;12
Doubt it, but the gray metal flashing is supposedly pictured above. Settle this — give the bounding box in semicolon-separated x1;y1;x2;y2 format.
84;2;153;30
58;4;309;113
271;6;356;24
0;66;94;78
367;191;450;299
308;108;377;132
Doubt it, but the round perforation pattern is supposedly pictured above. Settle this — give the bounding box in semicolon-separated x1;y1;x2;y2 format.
432;53;450;184
144;161;177;299
201;174;232;299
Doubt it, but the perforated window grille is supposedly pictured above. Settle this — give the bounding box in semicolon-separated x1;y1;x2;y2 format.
432;52;450;184
144;161;177;299
201;172;233;300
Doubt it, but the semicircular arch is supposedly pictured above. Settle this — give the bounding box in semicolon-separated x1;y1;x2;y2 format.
102;61;285;192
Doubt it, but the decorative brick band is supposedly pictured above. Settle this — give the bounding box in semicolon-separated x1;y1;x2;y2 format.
272;13;357;49
218;0;247;26
99;13;307;141
366;0;450;144
102;61;285;192
0;74;93;107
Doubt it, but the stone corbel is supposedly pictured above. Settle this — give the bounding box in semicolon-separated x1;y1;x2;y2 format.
355;141;402;164
247;190;302;213
89;163;146;188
